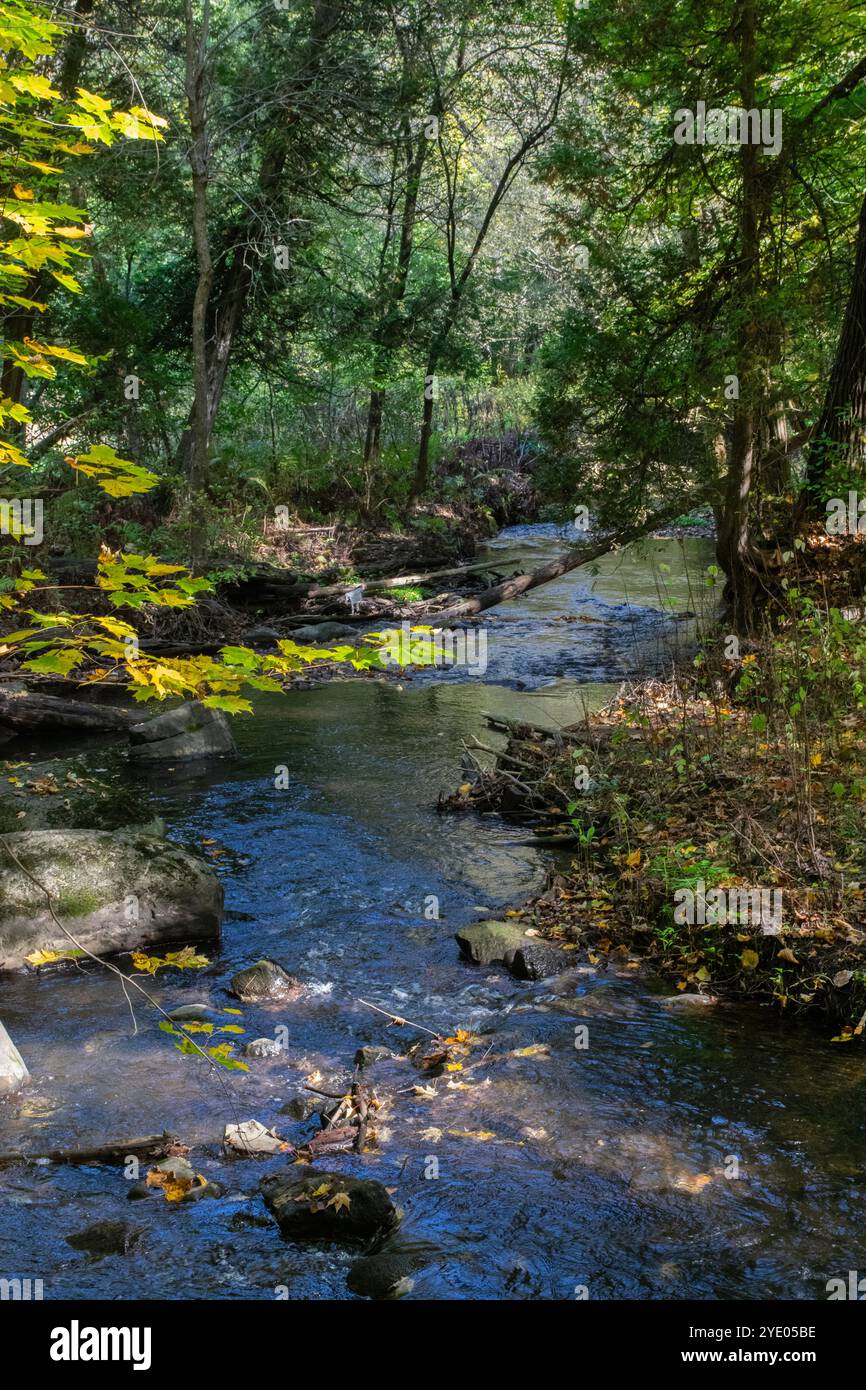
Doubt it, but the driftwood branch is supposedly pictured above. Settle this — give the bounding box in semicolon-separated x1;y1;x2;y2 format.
0;1131;181;1169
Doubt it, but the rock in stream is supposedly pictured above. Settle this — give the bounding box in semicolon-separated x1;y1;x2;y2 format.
0;829;223;971
128;700;237;763
262;1168;397;1242
0;1018;29;1095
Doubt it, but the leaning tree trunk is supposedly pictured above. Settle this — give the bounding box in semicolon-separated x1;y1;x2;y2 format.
804;187;866;500
426;492;705;624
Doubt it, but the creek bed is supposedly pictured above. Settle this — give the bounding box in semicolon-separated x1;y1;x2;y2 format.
1;529;863;1300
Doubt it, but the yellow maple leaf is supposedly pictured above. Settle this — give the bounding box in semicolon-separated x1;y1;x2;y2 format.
146;1168;201;1202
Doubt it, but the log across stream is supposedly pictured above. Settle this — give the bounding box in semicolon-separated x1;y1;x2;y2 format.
0;528;861;1300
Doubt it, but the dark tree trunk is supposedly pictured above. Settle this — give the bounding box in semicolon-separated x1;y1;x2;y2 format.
804;188;866;498
184;0;213;530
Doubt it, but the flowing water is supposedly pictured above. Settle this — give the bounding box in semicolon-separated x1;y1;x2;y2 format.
1;528;864;1300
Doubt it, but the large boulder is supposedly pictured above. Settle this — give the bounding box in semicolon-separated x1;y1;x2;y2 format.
0;829;222;971
128;701;237;763
0;1019;29;1095
454;919;529;966
262;1168;397;1242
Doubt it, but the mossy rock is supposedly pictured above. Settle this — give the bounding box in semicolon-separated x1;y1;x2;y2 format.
0;828;222;971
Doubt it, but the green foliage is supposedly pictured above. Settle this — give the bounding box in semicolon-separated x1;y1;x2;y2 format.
0;0;164;481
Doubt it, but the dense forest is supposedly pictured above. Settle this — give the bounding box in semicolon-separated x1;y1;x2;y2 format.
1;0;866;1329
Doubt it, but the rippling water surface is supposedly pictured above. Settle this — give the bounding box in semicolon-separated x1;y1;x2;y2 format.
1;530;864;1300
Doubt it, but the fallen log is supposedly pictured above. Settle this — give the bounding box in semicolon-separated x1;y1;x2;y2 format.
308;555;542;596
424;496;707;625
482;713;590;744
0;685;133;733
0;1131;182;1169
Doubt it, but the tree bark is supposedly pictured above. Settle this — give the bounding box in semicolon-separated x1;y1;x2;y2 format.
804;187;866;498
184;0;213;538
174;0;342;478
0;687;132;733
715;0;761;629
410;70;568;500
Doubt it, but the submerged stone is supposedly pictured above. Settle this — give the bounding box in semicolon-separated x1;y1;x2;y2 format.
346;1244;434;1299
66;1220;145;1257
230;959;301;1003
244;1037;282;1059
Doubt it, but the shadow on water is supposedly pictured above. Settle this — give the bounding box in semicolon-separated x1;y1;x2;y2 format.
1;529;865;1299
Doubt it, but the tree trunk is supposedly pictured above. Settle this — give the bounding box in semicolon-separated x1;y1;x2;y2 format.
715;0;761;629
362;107;428;468
363;388;384;466
174;0;341;478
426;492;704;624
804;187;866;498
0;687;132;733
184;0;213;563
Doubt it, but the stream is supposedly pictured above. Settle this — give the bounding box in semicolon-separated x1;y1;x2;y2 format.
1;527;864;1300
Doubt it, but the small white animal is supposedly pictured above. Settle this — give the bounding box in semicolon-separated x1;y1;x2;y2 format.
344;582;365;615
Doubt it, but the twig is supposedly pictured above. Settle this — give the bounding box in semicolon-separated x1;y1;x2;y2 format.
356;997;441;1039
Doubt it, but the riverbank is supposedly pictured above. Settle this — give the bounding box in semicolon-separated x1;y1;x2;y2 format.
450;607;866;1031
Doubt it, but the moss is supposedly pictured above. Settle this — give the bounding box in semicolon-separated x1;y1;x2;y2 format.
55;889;107;918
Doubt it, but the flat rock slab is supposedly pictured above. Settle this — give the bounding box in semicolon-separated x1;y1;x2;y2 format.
0;755;159;835
0;1019;29;1095
262;1168;398;1242
454;919;530;965
129;700;237;762
0;829;222;971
